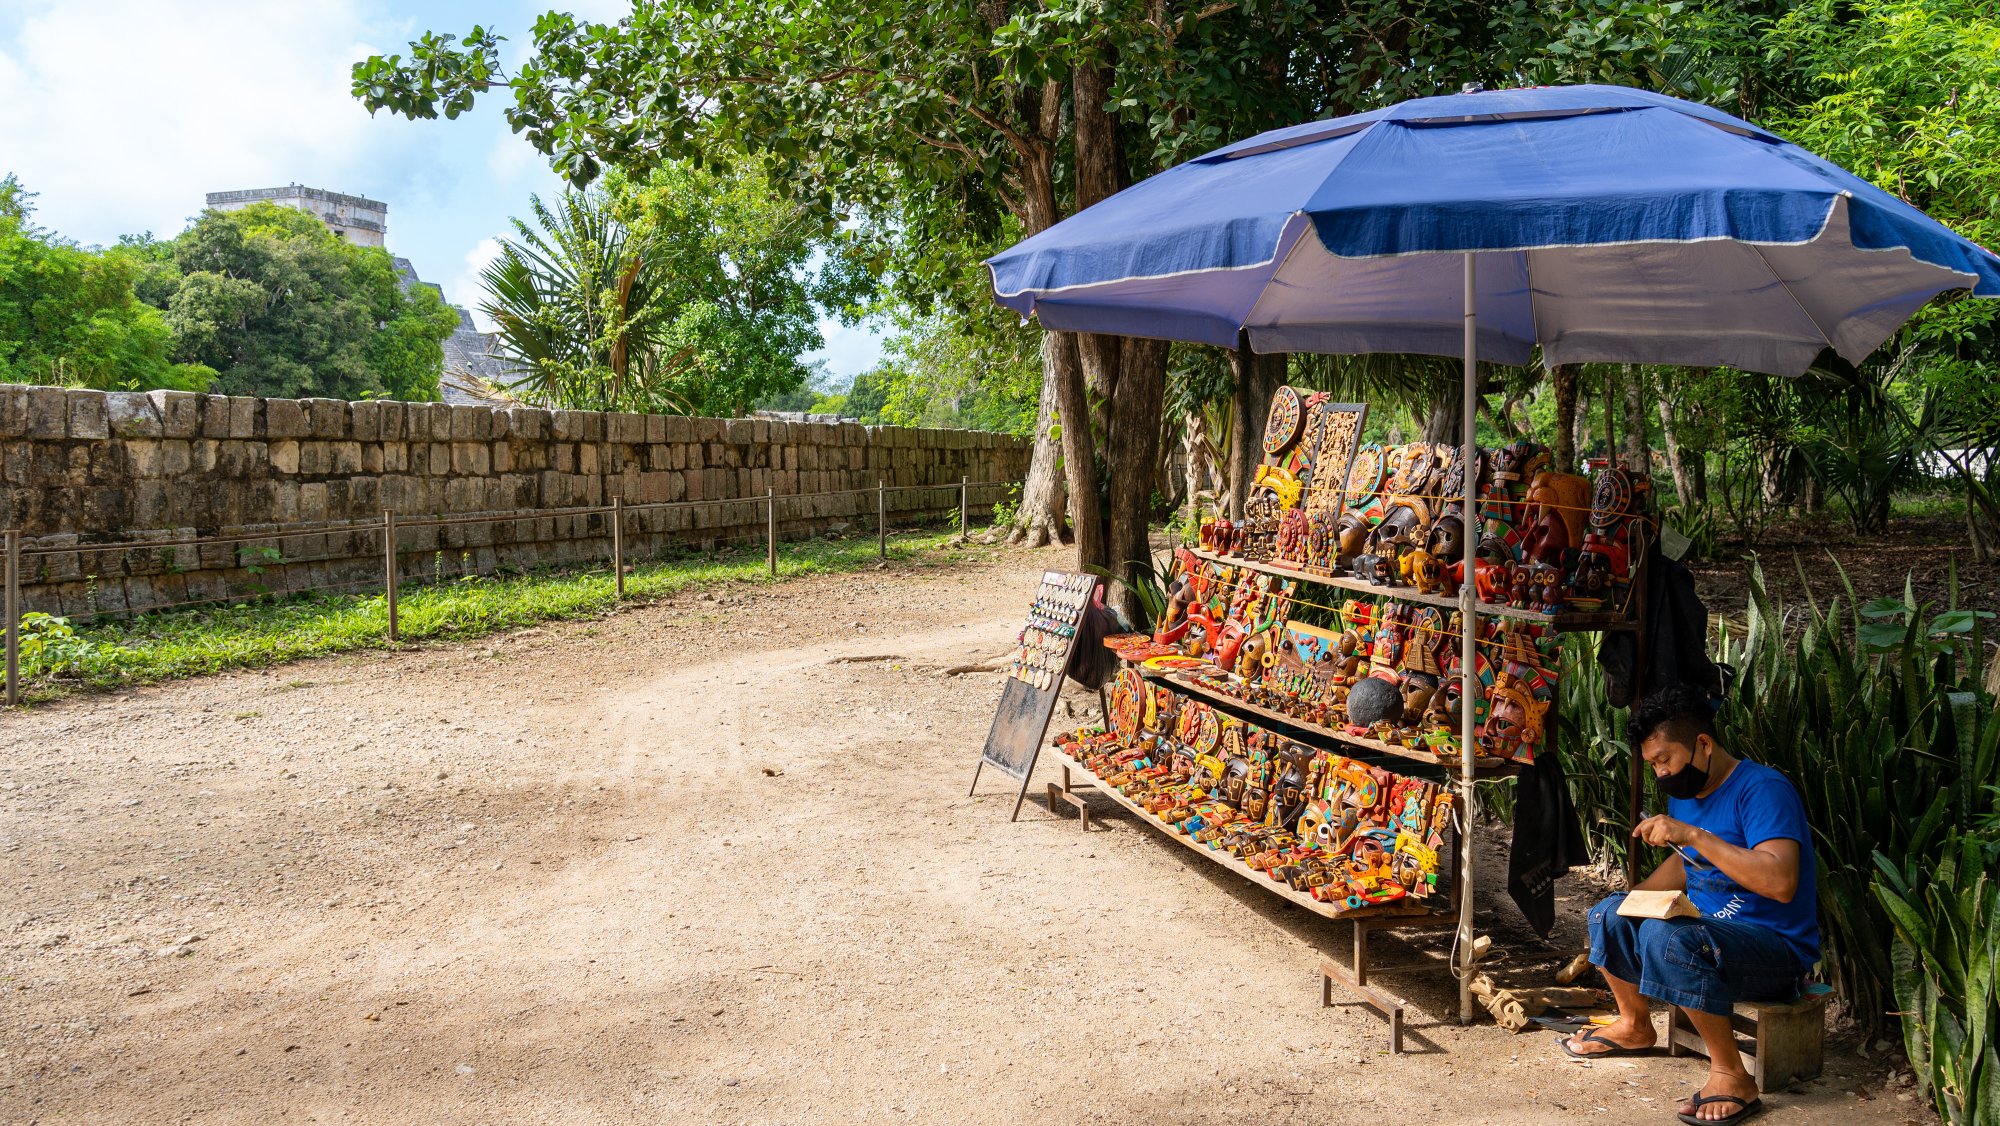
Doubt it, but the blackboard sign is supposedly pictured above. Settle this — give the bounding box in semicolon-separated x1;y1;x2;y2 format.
969;570;1098;820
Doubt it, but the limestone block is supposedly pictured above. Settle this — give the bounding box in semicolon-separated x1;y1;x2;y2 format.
0;387;27;439
610;413;646;445
299;442;330;476
552;410;588;442
375;401;405;442
332;441;362;475
444;477;482;512
646;414;667;444
724;418;754;444
660;414;695;443
453;442;490;476
106;392;163;438
581;412;606;442
321;479;351;519
509;407;550;441
706;468;731;501
308;399;349;438
685;443;704;470
578;443;599;475
228;396;260;439
552;444;574;473
752;419;770;444
129;481;171;527
124;441;163;478
361;444;383;474
450;404;485;441
349;400;381;442
197;394;230;439
65;391;109;440
161;441;193;478
24;388;66;439
491;442;511;474
683;468;704;502
429;443;452;475
266;398;309;439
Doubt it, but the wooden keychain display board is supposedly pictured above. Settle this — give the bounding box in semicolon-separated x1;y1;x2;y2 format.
969;570;1099;820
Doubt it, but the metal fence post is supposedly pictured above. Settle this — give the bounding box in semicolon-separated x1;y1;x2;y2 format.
612;496;625;599
766;488;777;578
959;476;969;541
382;510;399;642
877;479;887;559
4;529;18;707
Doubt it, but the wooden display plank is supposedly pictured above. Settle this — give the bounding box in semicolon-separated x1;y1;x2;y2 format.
970;570;1098;820
1137;666;1521;780
1186;547;1635;632
1047;748;1446;924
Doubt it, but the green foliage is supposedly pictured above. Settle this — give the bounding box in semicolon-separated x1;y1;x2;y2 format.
481;190;682;412
854;305;1040;435
1873;834;2000;1125
157;203;455;401
17;612;127;680
483;162;866;416
0;177;211;392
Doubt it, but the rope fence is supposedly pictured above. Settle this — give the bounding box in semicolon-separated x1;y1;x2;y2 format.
3;476;1022;704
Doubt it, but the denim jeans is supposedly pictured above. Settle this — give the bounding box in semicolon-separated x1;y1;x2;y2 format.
1586;894;1810;1015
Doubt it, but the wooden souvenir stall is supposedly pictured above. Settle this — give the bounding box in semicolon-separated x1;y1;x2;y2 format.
1035;386;1650;1047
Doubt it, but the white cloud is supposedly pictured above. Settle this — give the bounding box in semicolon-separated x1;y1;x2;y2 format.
450;237;505;331
0;0;418;245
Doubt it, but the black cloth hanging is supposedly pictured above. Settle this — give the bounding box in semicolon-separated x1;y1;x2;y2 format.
1601;541;1724;708
1508;747;1591;937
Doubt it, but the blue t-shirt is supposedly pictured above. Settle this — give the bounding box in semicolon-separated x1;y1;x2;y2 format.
1668;759;1820;967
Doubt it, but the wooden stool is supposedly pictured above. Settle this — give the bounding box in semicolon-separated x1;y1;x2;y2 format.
1667;987;1828;1091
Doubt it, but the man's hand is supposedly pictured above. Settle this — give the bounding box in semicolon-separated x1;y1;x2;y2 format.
1632;815;1697;848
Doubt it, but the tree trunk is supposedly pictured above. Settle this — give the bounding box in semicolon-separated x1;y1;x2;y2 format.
1050;330;1104;572
1621;364;1650;475
1419;380;1462;445
1002;137;1069;544
1656;394;1695;509
1105;338;1169;624
1005;338;1069;546
1549;363;1581;472
1227;343;1283;519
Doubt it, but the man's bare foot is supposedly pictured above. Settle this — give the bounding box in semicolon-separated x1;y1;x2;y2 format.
1560;1017;1655;1056
1679;1068;1760;1121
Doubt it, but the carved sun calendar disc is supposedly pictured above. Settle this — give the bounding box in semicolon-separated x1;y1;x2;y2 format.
1342;445;1386;511
1590;469;1633;529
1263;386;1304;455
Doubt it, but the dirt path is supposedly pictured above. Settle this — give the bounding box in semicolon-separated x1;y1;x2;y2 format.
1;547;1929;1124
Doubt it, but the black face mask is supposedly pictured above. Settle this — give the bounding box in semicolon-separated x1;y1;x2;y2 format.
1658;743;1709;800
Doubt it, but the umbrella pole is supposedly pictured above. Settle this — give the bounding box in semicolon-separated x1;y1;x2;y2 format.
1457;251;1480;1025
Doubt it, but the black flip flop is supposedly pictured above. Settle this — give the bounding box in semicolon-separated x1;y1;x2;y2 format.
1674;1092;1766;1125
1557;1027;1654;1059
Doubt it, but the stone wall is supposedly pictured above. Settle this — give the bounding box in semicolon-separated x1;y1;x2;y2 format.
0;386;1030;617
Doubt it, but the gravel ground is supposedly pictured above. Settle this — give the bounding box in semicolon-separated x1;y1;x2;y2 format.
0;545;1933;1124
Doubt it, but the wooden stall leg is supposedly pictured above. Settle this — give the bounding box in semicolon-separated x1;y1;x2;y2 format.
1046;765;1092;830
1319;920;1412;1054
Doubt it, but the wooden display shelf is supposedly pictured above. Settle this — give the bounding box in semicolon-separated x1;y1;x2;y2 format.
1130;662;1521;780
1186;547;1635;632
1046;748;1448;925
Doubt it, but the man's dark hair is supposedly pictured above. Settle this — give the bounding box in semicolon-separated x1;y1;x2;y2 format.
1629;684;1720;752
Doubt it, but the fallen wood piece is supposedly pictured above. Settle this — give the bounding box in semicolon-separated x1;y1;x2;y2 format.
1556;950;1594;985
943;663;1004;676
828;654;905;664
1470;972;1608;1031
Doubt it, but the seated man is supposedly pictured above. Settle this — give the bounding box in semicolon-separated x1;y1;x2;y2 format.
1559;685;1819;1125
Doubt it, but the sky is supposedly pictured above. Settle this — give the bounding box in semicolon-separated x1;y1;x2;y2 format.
0;0;884;384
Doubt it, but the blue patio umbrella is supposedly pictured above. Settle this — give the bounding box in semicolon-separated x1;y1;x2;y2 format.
987;84;2000;375
986;84;2000;1021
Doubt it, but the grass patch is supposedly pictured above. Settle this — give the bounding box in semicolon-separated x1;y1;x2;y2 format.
14;529;1000;704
